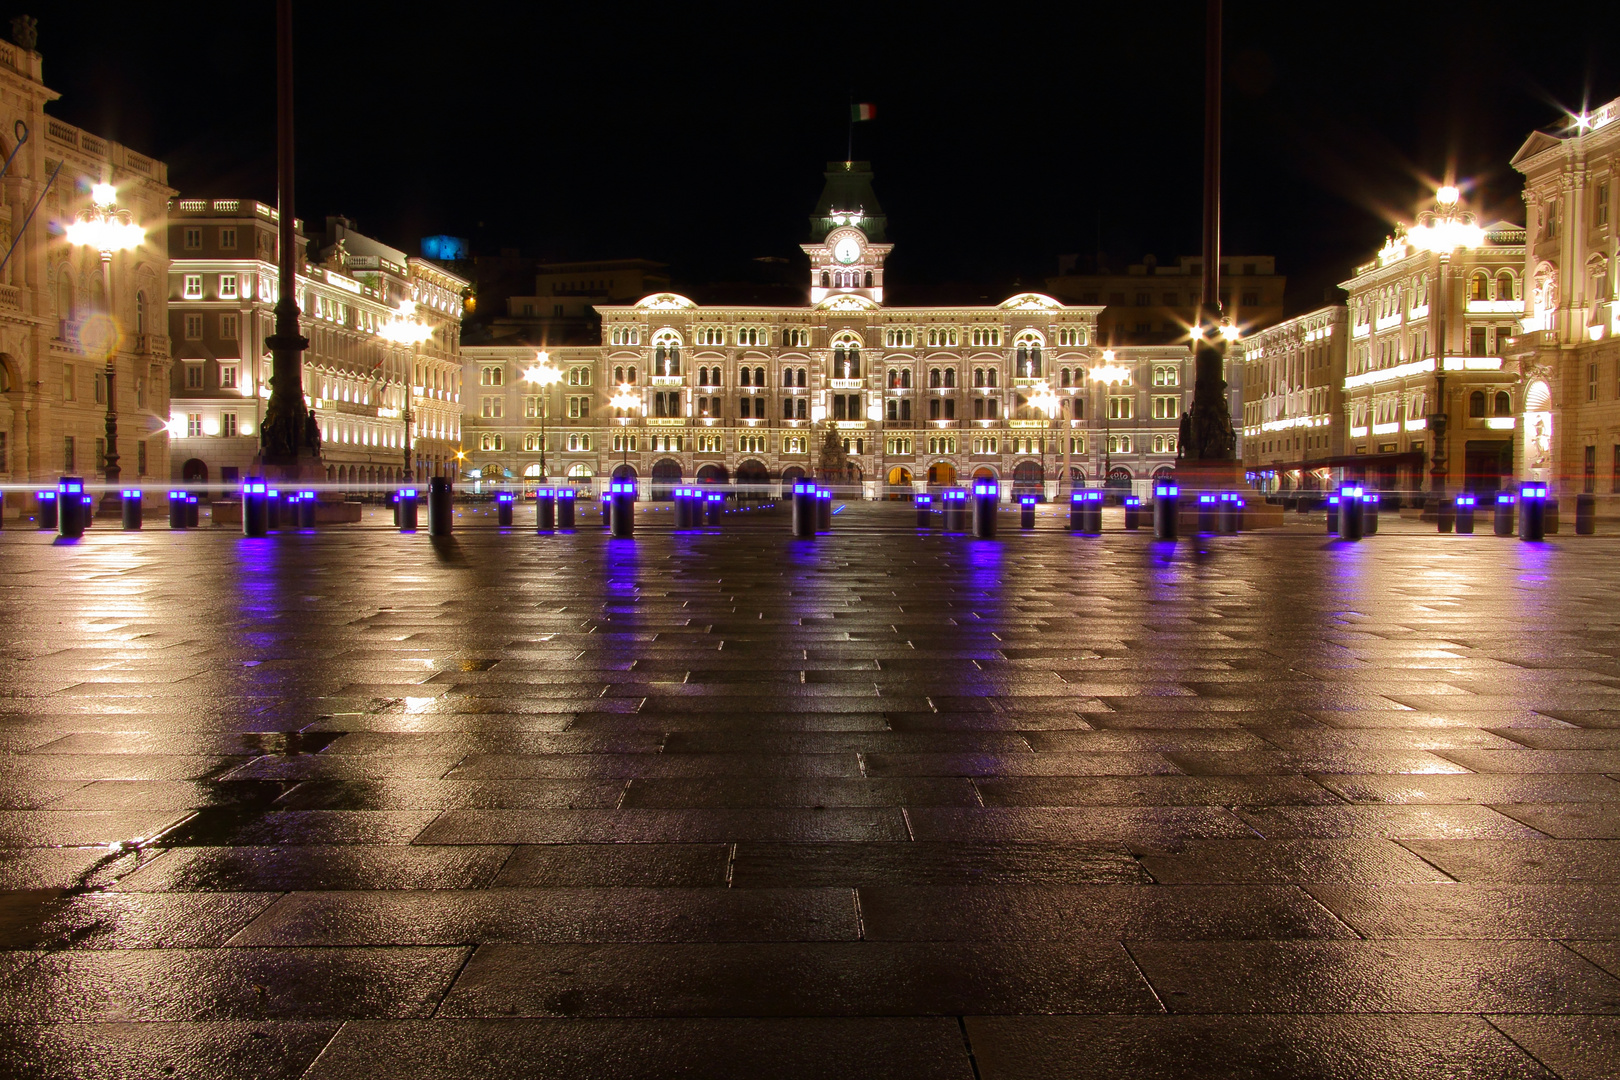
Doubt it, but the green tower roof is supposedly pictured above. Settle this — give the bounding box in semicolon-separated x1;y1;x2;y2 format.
809;161;887;243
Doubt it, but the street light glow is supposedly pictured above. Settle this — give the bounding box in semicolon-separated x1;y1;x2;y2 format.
1435;184;1460;206
1092;363;1131;385
91;182;118;209
378;300;433;345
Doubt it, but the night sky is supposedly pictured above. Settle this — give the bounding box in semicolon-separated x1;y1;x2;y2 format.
40;1;1618;313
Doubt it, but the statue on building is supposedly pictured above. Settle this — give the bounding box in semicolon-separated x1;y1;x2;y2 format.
10;15;37;51
1176;410;1192;461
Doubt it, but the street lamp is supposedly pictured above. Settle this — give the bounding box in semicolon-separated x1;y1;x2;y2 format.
1027;381;1060;499
523;352;562;483
1092;351;1132;498
610;382;640;481
1407;184;1485;501
378;299;433;482
65;182;143;508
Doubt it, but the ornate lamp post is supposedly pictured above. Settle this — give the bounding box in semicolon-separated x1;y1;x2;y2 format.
378;300;432;482
1027;381;1060;499
1092;352;1132;495
610;382;640;480
523;351;562;482
1406;184;1484;502
64;182;142;507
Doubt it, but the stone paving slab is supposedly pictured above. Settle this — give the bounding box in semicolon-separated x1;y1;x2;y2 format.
4;516;1620;1076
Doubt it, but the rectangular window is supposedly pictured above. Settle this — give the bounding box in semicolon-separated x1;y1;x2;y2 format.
186;364;204;389
220;227;237;250
222;412;238;438
183;227;202;250
136;375;147;409
569;396;589;418
62;363;75;401
183;274;203;299
481;396;503;418
219;274;238;299
94;372;106;404
63;435;75;470
1153;395;1178;419
95;438;106;470
1590;363;1599;403
220;314;239;339
136;440;146;476
1469;327;1488;356
185;314;204;340
219;363;239;390
1599;183;1611;228
524;396;546;418
186;413;203;438
1241;291;1259;307
1109;396;1133;420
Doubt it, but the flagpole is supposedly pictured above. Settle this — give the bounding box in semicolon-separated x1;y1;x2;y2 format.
847;97;853;162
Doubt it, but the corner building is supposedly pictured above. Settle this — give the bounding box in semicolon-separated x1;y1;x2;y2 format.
462;162;1193;498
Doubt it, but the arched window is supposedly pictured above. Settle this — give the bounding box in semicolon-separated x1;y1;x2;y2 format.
886;399;898;421
1469;273;1489;301
135;291;146;334
865;271;874;288
973;368;985;387
739;367;751;387
797;368;807;387
1496;272;1516;301
848;345;860;377
754;367;765;385
1469;390;1486;417
651;330;682;376
987;368;999;388
1060;368;1072;388
944;368;956;388
614;366;624;383
888;368;900;388
901;369;912;388
821;271;830;288
1494;390;1511;416
929;368;941;388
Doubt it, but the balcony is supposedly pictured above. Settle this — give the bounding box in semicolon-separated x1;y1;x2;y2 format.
829;378;863;390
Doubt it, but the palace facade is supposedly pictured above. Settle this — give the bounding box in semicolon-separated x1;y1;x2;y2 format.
461;162;1194;498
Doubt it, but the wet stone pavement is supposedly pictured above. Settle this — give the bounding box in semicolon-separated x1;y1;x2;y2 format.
2;504;1620;1078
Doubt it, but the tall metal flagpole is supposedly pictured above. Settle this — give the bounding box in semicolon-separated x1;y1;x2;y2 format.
1186;0;1236;463
260;0;317;475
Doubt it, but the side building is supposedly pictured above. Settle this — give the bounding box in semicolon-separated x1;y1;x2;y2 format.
1046;253;1285;344
0;35;172;514
1238;305;1347;494
1338;201;1525;500
165;203;466;492
1511;98;1620;504
457;162;1195;499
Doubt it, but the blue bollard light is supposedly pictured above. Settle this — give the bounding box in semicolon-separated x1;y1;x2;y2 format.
242;478;269;537
398;487;419;531
610;480;635;537
1082;488;1104;535
1339;483;1365;540
704;490;721;526
297;490;317;529
1019;494;1037;530
972;479;998;538
1197;492;1217;534
1493;490;1516;537
1123;495;1142;530
56;477;85;538
494;490;515;528
558;488;578;529
121;488;143;531
1519;482;1547;541
168;490;187;530
1325;490;1340;536
36;488;58;531
792;481;815;537
916;492;934;529
1455;493;1476;534
1153;482;1179;539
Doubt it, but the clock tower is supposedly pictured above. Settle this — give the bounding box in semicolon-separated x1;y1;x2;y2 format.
803;160;893;306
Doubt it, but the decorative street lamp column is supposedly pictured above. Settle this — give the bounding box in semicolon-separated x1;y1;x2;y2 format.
378;300;433;482
523;352;562;482
1407;185;1484;503
610;382;641;486
1092;353;1131;497
260;0;319;478
64;182;142;512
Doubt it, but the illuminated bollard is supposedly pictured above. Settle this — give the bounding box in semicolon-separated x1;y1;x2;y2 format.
36;489;58;531
1217;492;1238;534
535;487;555;531
397;487;419;531
1123;495;1142;530
1069;489;1085;531
1455;493;1476;534
559;488;578;529
427;476;453;536
242;478;269;537
121;488;143;531
816;488;832;532
1437;496;1455;534
1196;493;1216;533
792;481;815;537
1519;482;1547;541
495;491;515;527
704;491;721;526
943;488;967;531
1339;483;1364;541
266;490;283;529
187;495;201;529
168;490;187;530
82;494;95;529
1019;494;1037;530
677;487;696;530
915;492;934;528
1576;492;1595;535
1493;491;1516;537
1082;488;1103;535
1153;482;1179;540
971;479;998;538
297;491;316;529
600;490;611;528
1363;492;1380;535
1325;490;1340;536
56;477;85;538
610;480;636;537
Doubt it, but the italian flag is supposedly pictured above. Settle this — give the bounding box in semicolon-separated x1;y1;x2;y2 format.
851;103;876;122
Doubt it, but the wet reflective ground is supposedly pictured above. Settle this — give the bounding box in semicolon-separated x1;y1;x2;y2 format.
2;506;1619;1078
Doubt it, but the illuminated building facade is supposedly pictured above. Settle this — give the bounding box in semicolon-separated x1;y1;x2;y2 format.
1239;305;1347;492
1337;215;1525;497
460;163;1195;498
1511;98;1620;497
0;38;173;511
166;203;466;491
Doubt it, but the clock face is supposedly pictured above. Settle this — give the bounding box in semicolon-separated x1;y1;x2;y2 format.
833;236;861;265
